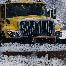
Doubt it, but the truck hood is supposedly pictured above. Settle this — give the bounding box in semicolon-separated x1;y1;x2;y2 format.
7;15;54;21
2;15;54;31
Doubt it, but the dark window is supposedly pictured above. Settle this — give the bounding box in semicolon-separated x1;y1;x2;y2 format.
6;3;46;18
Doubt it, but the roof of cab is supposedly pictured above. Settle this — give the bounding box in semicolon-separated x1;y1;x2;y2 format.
0;0;46;5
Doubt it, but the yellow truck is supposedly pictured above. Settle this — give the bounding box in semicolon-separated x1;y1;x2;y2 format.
0;0;62;43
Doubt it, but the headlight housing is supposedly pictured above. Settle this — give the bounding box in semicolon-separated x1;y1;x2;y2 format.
7;31;12;35
7;30;21;38
55;31;62;37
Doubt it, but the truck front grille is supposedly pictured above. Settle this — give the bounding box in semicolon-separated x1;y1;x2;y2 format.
19;20;53;37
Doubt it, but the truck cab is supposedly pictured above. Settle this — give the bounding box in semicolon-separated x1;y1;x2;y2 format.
0;0;62;43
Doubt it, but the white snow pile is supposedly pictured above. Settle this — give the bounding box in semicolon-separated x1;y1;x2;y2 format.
0;43;66;52
0;54;65;66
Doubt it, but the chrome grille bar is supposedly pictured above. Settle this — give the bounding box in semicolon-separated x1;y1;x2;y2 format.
19;20;53;37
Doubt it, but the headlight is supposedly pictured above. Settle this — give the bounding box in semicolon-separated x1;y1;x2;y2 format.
7;30;21;38
55;31;62;37
7;31;12;35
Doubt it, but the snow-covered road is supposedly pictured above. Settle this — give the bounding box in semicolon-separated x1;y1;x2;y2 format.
0;54;65;66
0;43;66;52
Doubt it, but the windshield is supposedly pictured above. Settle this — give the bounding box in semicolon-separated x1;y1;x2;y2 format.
6;3;46;18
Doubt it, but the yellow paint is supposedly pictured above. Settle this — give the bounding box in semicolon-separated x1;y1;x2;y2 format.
1;15;49;38
0;1;61;38
6;1;46;4
7;31;12;35
54;24;62;31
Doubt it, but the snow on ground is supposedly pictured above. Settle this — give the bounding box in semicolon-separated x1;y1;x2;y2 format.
0;43;66;52
0;54;65;66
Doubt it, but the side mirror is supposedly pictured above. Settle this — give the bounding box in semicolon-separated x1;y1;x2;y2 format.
47;9;56;19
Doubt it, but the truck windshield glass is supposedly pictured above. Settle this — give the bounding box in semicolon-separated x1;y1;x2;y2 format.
6;3;46;18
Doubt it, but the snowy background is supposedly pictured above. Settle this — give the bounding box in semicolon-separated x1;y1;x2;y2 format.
0;0;66;66
44;0;66;26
